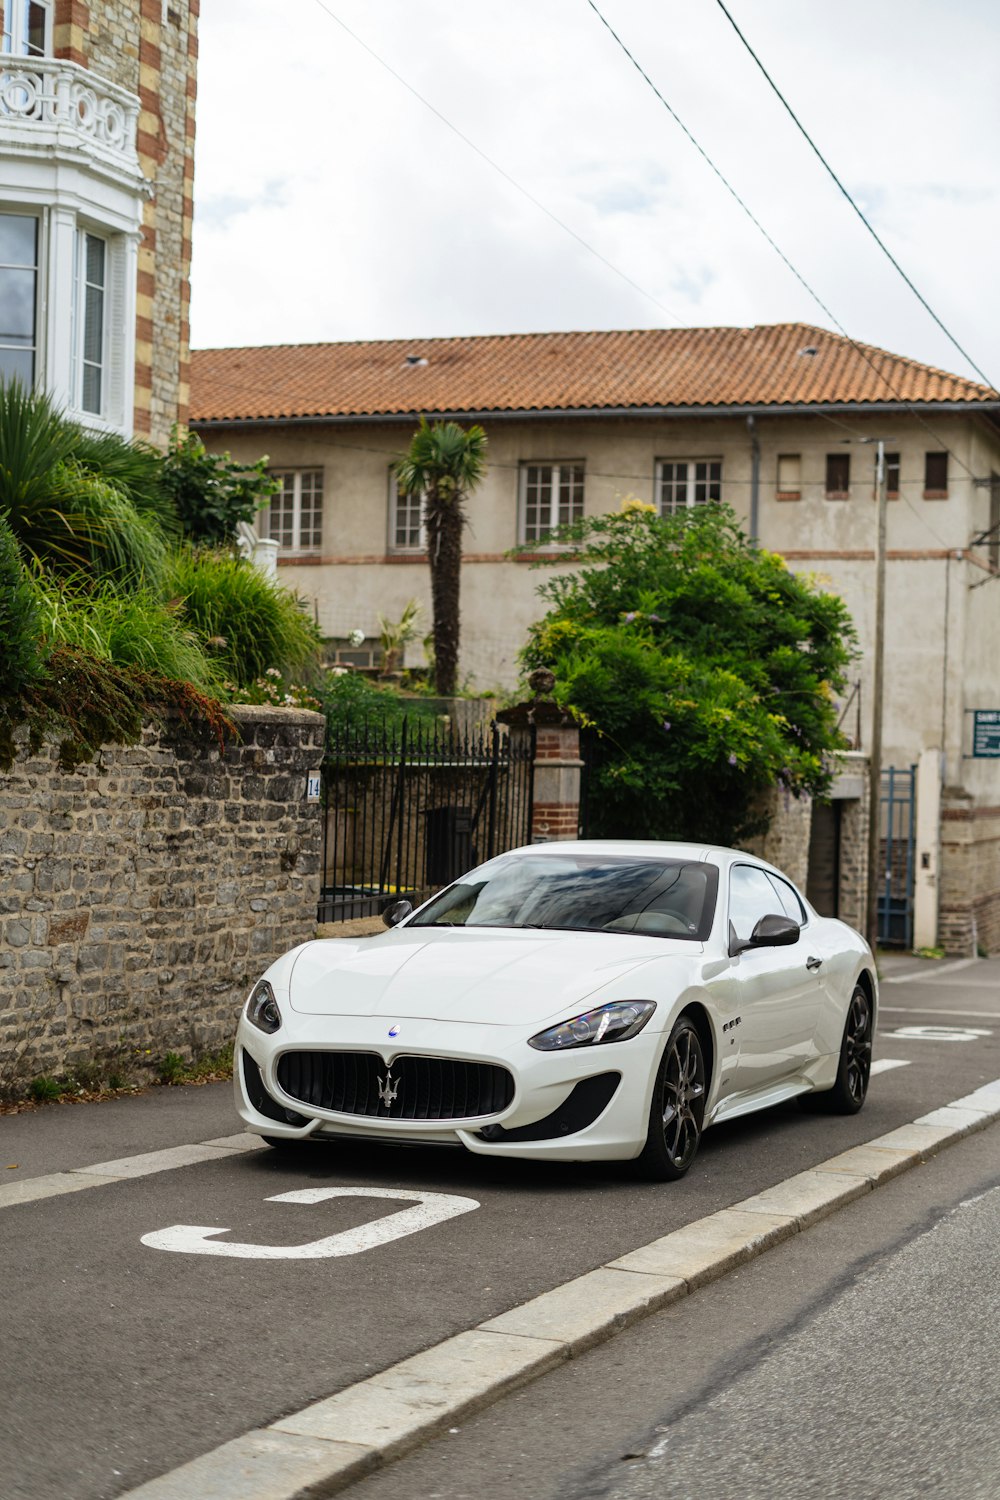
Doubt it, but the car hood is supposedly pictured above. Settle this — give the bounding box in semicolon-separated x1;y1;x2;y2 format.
285;927;701;1026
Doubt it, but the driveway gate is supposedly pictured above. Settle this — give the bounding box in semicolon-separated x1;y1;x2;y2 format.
878;764;916;948
319;717;535;923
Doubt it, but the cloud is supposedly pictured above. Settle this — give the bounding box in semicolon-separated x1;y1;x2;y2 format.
190;0;1000;386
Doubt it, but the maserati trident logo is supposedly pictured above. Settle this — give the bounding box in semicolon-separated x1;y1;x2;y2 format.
377;1067;400;1108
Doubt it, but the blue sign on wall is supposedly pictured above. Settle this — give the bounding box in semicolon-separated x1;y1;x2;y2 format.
972;710;1000;757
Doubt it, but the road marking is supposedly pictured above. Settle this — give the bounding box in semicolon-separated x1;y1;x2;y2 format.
0;1135;265;1212
870;1059;911;1075
881;958;980;985
141;1187;480;1259
883;1025;992;1044
880;1005;1000;1021
119;1076;1000;1500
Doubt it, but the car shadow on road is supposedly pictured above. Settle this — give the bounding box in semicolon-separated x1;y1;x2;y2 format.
239;1097;820;1200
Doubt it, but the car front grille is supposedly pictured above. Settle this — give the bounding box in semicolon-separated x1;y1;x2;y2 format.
276;1051;515;1121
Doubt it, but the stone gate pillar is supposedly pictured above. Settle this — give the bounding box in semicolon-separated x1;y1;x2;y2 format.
497;675;583;843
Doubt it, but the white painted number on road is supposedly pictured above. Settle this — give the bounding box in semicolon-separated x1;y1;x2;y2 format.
884;1025;993;1044
141;1186;480;1259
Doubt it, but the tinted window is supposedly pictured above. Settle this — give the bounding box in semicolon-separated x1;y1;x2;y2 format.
411;855;718;940
729;864;788;943
764;872;806;924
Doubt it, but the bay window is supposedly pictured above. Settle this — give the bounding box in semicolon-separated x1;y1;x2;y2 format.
0;211;38;385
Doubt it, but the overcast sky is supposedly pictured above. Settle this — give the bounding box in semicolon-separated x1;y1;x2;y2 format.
190;0;1000;388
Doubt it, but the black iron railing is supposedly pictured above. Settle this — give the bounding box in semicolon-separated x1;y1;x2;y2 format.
319;717;535;923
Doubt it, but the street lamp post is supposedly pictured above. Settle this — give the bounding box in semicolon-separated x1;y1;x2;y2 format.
866;439;888;953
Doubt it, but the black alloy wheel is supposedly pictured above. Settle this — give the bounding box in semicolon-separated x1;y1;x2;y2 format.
814;983;873;1114
635;1016;707;1180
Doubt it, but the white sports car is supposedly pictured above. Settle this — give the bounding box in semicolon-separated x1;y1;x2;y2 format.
235;841;877;1179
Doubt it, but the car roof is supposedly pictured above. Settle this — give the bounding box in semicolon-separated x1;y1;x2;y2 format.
507;840;749;865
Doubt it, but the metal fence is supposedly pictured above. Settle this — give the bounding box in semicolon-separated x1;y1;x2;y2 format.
319;717;535;923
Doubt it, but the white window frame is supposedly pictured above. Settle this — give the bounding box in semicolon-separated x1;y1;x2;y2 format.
73;228;108;418
518;460;585;546
263;470;324;555
0;207;40;388
655;458;723;516
387;471;426;553
2;0;53;56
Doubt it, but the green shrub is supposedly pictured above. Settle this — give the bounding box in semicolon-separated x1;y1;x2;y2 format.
0;511;44;701
28;1076;62;1102
0;383;174;584
166;547;320;686
319;670;443;738
35;576;220;691
522;504;857;845
158;1051;186;1085
1;644;233;773
162;430;277;546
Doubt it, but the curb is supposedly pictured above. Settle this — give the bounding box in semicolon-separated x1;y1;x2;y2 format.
121;1078;1000;1500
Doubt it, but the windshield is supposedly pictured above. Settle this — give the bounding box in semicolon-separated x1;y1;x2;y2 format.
410;854;718;939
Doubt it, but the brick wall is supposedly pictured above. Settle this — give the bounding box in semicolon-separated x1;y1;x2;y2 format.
939;797;1000;955
53;0;197;445
0;706;323;1091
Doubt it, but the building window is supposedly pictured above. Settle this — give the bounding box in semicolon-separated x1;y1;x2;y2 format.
825;452;851;498
885;451;900;498
1;0;52;55
924;451;948;499
776;453;801;500
264;471;324;554
990;473;1000;575
656;459;722;514
520;461;584;544
388;473;426;551
0;211;38;386
76;232;107;416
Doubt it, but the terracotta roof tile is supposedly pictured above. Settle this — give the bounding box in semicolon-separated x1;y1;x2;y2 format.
190;324;999;424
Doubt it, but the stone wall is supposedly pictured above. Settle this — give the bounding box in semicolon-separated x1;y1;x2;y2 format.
939;795;1000;956
0;706;323;1090
740;785;813;891
55;0;198;444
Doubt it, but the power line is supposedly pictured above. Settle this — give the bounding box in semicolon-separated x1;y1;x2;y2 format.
309;0;685;325
712;0;997;392
583;0;985;485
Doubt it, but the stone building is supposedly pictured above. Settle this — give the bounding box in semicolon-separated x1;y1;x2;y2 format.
189;324;1000;950
0;0;198;443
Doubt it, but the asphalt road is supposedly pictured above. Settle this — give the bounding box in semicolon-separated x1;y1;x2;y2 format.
1;953;998;1500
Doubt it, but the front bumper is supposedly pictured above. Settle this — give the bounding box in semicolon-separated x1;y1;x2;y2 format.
234;1008;660;1162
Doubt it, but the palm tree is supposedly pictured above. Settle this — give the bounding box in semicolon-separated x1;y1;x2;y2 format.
392;418;488;695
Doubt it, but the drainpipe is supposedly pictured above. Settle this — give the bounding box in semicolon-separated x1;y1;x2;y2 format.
748;415;760;541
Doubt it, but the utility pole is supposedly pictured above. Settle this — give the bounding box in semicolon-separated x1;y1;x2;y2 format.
866;439;888;953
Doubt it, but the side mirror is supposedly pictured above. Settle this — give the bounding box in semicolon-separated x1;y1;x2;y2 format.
730;913;800;955
382;899;413;928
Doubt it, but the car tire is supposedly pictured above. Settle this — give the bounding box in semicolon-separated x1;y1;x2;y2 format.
809;983;873;1114
634;1015;707;1181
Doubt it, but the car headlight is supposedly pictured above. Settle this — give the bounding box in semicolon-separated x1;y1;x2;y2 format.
528;1000;656;1051
246;979;281;1034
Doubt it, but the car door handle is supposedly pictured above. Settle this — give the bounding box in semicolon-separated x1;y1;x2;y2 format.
806;956;823;971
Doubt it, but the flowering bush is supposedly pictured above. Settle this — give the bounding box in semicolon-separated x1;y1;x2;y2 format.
228;667;321;712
